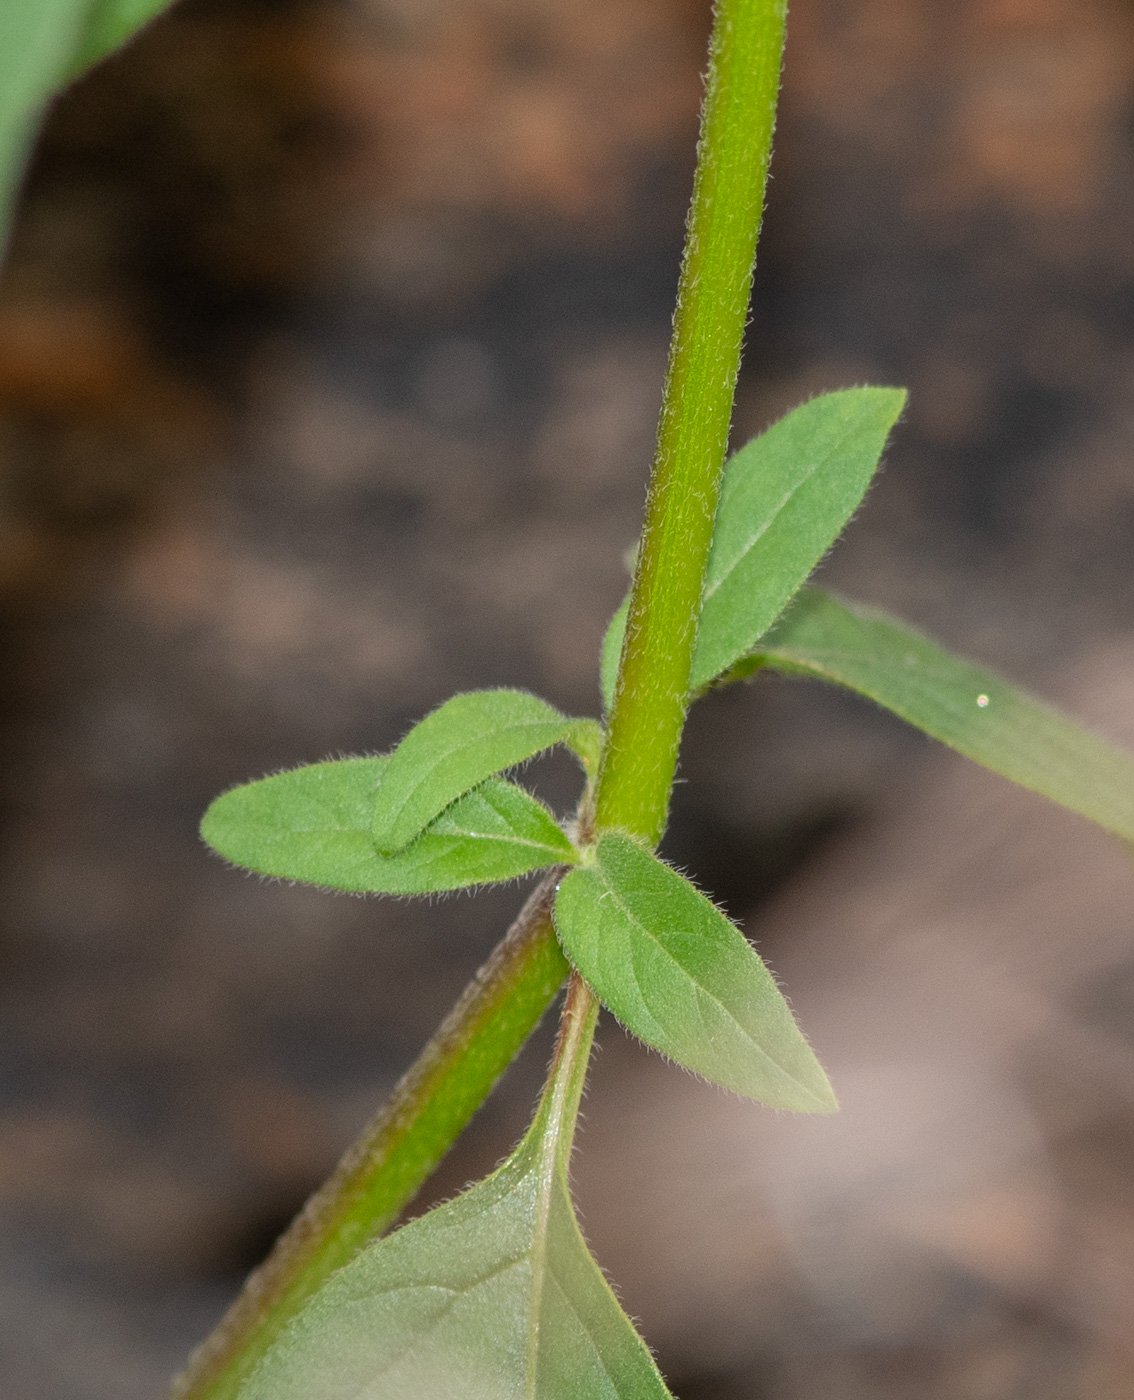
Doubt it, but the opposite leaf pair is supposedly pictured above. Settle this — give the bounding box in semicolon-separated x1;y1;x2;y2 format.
602;390;1134;843
364;686;835;1112
203;690;599;895
202;754;576;896
203;692;833;1114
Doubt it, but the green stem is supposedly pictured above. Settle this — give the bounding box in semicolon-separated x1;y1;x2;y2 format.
171;873;568;1400
595;0;787;845
172;0;784;1391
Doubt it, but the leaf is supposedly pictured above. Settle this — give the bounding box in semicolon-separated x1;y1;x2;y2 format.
0;0;177;259
554;834;836;1111
372;690;602;855
239;994;672;1400
753;588;1134;842
202;757;577;895
688;387;906;692
238;1130;671;1399
600;595;630;715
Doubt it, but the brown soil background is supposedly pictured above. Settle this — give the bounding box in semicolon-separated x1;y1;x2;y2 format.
2;0;1134;1395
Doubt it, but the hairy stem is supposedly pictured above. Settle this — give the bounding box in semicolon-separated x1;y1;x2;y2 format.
171;873;568;1400
596;0;787;844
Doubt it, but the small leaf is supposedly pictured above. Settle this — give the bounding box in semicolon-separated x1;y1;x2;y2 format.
565;714;605;776
240;993;672;1400
753;587;1134;842
202;757;577;895
601;595;630;714
689;387;906;692
554;834;836;1111
372;690;600;855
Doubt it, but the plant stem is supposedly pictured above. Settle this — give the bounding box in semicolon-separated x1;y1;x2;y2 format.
172;0;785;1392
595;0;787;845
171;873;568;1400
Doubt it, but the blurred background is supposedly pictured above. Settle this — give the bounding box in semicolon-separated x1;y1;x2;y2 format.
2;0;1134;1395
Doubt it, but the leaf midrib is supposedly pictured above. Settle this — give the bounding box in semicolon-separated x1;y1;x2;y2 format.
275;816;567;855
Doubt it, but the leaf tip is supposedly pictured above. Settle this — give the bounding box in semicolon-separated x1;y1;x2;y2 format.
802;1073;840;1115
198;788;235;858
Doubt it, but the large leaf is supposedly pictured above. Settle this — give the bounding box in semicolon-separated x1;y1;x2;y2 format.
0;0;176;258
689;387;906;692
202;757;577;895
239;992;672;1400
372;690;602;855
554;833;836;1111
752;588;1134;841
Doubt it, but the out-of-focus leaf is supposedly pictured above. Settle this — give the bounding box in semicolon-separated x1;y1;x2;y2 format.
689;387;906;692
202;757;577;895
554;833;836;1111
372;690;601;855
754;588;1134;841
601;594;630;715
239;987;672;1400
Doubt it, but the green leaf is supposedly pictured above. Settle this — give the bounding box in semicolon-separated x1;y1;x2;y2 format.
71;0;177;75
753;588;1134;841
554;833;837;1111
239;989;672;1400
202;757;577;895
688;387;906;692
601;595;630;715
372;690;602;855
